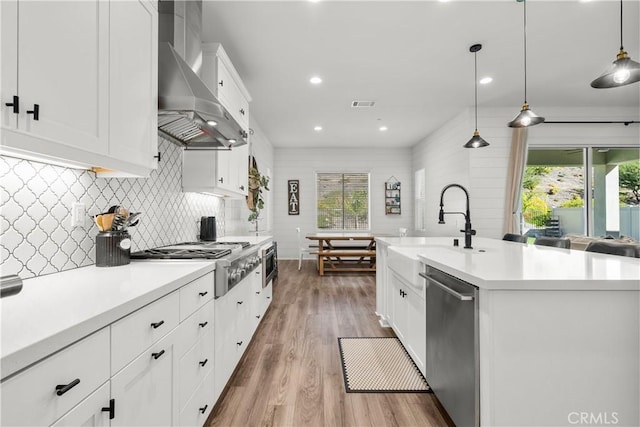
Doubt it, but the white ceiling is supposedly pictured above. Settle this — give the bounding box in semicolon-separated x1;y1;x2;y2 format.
201;0;640;148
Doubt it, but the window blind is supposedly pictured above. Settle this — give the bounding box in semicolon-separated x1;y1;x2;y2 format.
317;173;369;230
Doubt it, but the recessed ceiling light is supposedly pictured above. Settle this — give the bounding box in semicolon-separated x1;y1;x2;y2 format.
206;120;217;126
309;76;322;85
479;76;493;85
379;126;388;131
314;126;323;131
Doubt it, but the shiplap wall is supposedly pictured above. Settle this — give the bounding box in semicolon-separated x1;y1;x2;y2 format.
412;106;639;240
273;148;413;259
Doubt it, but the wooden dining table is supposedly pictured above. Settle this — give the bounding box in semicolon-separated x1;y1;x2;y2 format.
305;232;384;276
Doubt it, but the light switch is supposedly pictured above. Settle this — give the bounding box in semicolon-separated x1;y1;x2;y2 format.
71;202;86;228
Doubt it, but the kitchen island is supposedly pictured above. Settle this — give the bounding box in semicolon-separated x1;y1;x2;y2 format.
377;237;639;427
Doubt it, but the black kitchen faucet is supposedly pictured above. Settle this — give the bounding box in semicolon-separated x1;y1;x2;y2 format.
438;184;476;249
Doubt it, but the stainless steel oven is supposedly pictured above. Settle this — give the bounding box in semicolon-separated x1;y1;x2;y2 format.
262;241;277;287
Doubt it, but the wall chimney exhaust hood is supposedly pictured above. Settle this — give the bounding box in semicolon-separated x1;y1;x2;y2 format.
158;42;246;149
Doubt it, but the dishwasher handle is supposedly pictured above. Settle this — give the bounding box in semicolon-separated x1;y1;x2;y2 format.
419;272;474;301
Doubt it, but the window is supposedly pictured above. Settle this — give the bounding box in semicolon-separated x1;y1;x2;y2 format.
316;173;369;230
415;168;425;231
521;147;640;240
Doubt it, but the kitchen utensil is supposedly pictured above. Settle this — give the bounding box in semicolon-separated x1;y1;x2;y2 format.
124;212;142;228
94;215;104;232
102;213;115;231
199;216;217;241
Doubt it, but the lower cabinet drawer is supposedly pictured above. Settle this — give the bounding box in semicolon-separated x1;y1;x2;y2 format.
179;329;214;410
111;290;180;375
179;368;214;427
176;300;213;358
0;327;110;427
179;272;214;321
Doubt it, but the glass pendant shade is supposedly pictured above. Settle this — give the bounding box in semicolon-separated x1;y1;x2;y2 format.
464;130;490;148
508;103;545;128
591;49;640;88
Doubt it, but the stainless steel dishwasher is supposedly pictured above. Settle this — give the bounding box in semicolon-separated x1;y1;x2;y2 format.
419;265;479;427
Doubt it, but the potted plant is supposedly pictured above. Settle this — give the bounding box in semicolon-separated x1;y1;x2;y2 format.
247;156;270;224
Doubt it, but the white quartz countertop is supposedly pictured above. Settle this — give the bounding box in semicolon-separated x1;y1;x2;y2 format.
405;237;639;291
218;235;273;247
0;261;216;379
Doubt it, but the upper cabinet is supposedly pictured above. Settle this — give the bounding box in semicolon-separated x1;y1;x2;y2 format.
201;43;252;136
0;0;158;177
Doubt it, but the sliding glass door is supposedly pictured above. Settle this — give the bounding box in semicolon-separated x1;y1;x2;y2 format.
521;147;639;240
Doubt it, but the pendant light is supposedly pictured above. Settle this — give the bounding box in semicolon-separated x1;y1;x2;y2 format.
464;44;489;148
591;0;640;88
508;0;544;128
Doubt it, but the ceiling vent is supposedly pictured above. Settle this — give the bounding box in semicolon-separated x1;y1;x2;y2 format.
351;100;376;108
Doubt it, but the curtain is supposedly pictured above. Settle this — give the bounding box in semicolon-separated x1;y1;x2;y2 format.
503;128;528;235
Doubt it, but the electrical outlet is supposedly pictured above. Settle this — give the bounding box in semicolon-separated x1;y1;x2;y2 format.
71;202;86;228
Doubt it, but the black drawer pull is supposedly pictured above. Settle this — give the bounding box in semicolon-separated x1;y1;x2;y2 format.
266;297;271;300
199;358;208;367
55;378;80;396
198;291;208;297
237;300;243;305
150;320;164;329
256;291;261;295
5;95;19;114
237;341;243;346
199;321;208;328
256;315;261;319
199;404;208;414
152;350;165;360
219;79;223;86
26;104;39;120
101;398;115;419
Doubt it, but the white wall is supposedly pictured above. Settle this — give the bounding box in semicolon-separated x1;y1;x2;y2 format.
411;105;639;240
273;148;413;259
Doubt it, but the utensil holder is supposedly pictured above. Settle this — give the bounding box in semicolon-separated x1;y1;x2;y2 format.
96;231;131;267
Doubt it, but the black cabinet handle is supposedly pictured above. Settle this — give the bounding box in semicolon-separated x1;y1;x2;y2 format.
237;341;243;346
199;404;208;414
199;291;208;297
256;315;261;319
55;378;80;396
240;108;245;115
218;177;224;183
219;80;223;87
240;185;245;191
101;398;115;420
199;358;208;367
26;104;39;120
266;296;271;300
237;300;243;305
199;321;208;328
153;151;161;162
150;320;165;329
256;291;261;295
5;95;19;114
152;350;165;360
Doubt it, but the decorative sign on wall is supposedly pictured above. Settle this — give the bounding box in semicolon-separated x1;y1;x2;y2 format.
288;180;300;215
385;177;401;215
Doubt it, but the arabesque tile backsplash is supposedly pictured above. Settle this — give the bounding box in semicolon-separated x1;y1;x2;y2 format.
0;137;233;279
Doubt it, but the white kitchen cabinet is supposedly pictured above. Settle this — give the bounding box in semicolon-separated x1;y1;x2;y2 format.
0;0;158;177
201;43;251;134
111;330;179;427
0;327;110;427
178;328;214;411
51;382;111;427
107;0;159;174
182;147;249;198
179;368;215;427
389;269;426;376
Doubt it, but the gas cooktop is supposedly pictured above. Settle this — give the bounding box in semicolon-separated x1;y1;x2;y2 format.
130;241;251;260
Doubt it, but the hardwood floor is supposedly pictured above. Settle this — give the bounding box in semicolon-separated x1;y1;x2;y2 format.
206;260;453;427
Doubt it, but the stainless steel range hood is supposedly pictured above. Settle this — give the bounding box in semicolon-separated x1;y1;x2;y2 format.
158;43;246;149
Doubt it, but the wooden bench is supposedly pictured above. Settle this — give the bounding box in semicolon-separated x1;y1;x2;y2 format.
318;249;376;275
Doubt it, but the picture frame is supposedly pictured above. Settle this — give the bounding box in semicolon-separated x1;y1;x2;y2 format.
385;179;401;215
